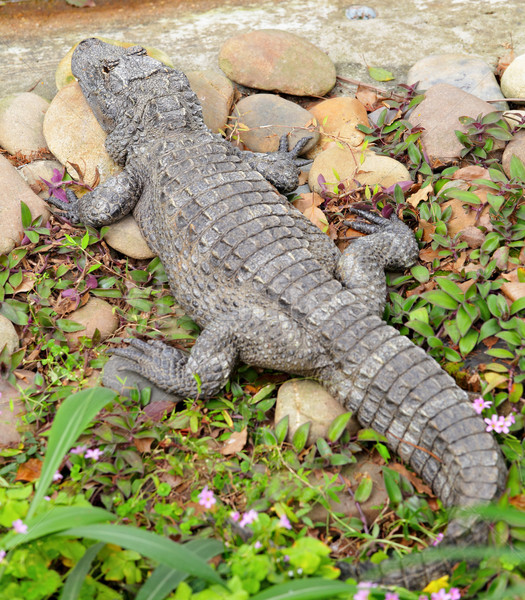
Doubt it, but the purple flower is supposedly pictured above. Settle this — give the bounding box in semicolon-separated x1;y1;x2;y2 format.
197;485;216;509
230;510;240;522
449;589;461;600
70;445;88;456
254;540;262;549
12;519;28;534
484;414;502;433
472;397;492;414
0;549;6;562
431;532;444;546
239;509;258;527
279;514;292;530
53;471;63;482
385;594;400;600
40;168;71;203
354;582;377;600
431;590;450;600
497;415;511;434
44;496;51;501
353;590;370;600
85;448;103;461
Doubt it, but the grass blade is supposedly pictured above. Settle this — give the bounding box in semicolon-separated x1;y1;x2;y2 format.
60;542;105;600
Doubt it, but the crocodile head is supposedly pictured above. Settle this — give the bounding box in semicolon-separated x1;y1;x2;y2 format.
71;38;167;133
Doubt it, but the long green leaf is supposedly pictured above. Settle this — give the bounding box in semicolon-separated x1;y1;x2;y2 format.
59;524;222;584
251;578;353;600
136;539;223;600
28;387;116;519
2;506;115;550
60;542;105;600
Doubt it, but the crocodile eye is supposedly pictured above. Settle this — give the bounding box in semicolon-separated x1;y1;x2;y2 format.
127;46;147;57
101;59;119;74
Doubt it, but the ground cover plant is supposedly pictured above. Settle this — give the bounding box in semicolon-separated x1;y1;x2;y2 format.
0;80;524;600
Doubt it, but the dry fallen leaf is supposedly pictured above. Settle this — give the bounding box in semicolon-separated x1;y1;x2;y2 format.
356;84;378;111
388;463;435;497
407;185;432;208
220;428;247;455
293;193;329;232
419;247;441;262
452;165;489;181
15;458;42;482
496;47;515;78
134;437;154;453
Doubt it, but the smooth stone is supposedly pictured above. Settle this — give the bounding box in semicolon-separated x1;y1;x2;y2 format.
104;214;156;259
65;297;119;348
43;82;121;187
308;97;369;157
407;54;507;110
308;460;388;524
232;93;318;154
0;379;29;448
103;355;181;403
0;315;19;357
0;155;51;254
56;37;174;90
19;159;64;198
502;130;525;177
0;92;50;156
408;83;504;167
186;69;235;134
357;153;411;189
501;54;525;99
275;379;359;445
219;29;336;96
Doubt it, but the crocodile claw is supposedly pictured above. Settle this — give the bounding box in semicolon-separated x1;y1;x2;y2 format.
346;207;401;235
278;133;313;167
110;338;186;367
45;189;81;224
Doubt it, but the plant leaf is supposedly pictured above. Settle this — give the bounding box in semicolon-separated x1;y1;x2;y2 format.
250;578;353;600
60;542;105;600
368;66;394;82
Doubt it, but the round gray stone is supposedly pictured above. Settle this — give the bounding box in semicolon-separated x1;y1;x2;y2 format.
0;92;50;156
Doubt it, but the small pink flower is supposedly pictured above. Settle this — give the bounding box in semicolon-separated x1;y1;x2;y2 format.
472;397;492;414
0;549;6;562
44;496;51;501
85;448;103;461
431;590;450;600
70;445;87;455
449;589;461;600
484;414;502;433
353;591;369;600
230;510;240;522
53;471;63;482
12;519;27;534
254;540;262;549
497;415;511;434
431;532;444;546
385;594;400;600
279;514;292;530
239;509;258;527
197;486;216;509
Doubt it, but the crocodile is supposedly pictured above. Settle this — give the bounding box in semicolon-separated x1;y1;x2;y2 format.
46;38;507;589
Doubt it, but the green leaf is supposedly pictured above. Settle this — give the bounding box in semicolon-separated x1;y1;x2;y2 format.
456;305;474;336
357;429;388;443
509;154;525;181
406;319;434;338
479;318;501;340
20;201;32;228
436;277;464;302
486;348;515;359
27;387;116;519
292;422;310;453
275;416;289;445
368;66;394;81
411;265;429;283
510;297;525;315
59;524;223;584
354;475;373;503
383;467;402;505
56;318;86;333
425;290;459;310
459;329;478;356
250;384;276;404
443;188;481;205
250;578;353;600
60;542;105;600
327;412;353;443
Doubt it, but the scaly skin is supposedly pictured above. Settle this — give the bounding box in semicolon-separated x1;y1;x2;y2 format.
46;38;507;589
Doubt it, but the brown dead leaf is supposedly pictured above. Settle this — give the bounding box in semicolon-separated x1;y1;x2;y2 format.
298;170;309;186
134;437;154;452
419;246;441;262
220;428;247;455
356;84;378;111
293;193;329;232
12;274;36;294
388;463;435;497
482;336;499;349
293;192;323;212
144;400;177;421
452;166;489;181
406;281;436;297
501;281;525;303
496;47;515;78
15;458;42;482
457;280;475;294
407;185;433;208
501;269;522;283
509;494;525;511
419;220;436;243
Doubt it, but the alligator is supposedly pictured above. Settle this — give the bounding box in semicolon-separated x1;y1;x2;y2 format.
46;38;507;589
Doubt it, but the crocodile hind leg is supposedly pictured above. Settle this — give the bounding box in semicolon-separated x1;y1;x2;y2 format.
110;321;238;397
336;208;419;315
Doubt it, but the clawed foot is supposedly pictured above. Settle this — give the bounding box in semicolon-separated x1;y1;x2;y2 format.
346;207;407;235
277;134;313;168
110;338;186;374
45;189;81;224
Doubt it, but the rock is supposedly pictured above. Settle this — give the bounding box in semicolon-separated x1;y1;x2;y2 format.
308;460;388;524
104;215;156;259
502;130;525;177
308;146;411;193
0;379;29;448
65;297;119;348
275;379;359;445
186;69;235;134
103;355;181;403
0;92;50;156
501;53;525;99
407;54;507;110
232;93;318;154
219;29;336;96
0;155;51;255
43;82;121;187
56;37;174;90
18;159;64;198
307;97;370;157
459;226;485;249
0;315;18;357
408;83;504;167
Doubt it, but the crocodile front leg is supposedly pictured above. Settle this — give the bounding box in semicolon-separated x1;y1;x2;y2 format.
45;168;142;227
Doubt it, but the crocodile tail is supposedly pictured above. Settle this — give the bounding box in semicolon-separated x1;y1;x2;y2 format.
327;317;507;589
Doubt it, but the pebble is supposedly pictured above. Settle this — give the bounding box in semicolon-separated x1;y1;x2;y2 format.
219;29;336;96
43;82;121;187
408;83;505;167
407;54;507;110
307;97;369;158
500;53;525;99
232;93;318;154
104;215;156;260
55;37;174;91
0;155;51;255
18;159;64;198
275;379;359;445
0;314;19;357
0;92;50;156
186;69;235;134
0;378;28;448
502;130;525;177
65;297;119;348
